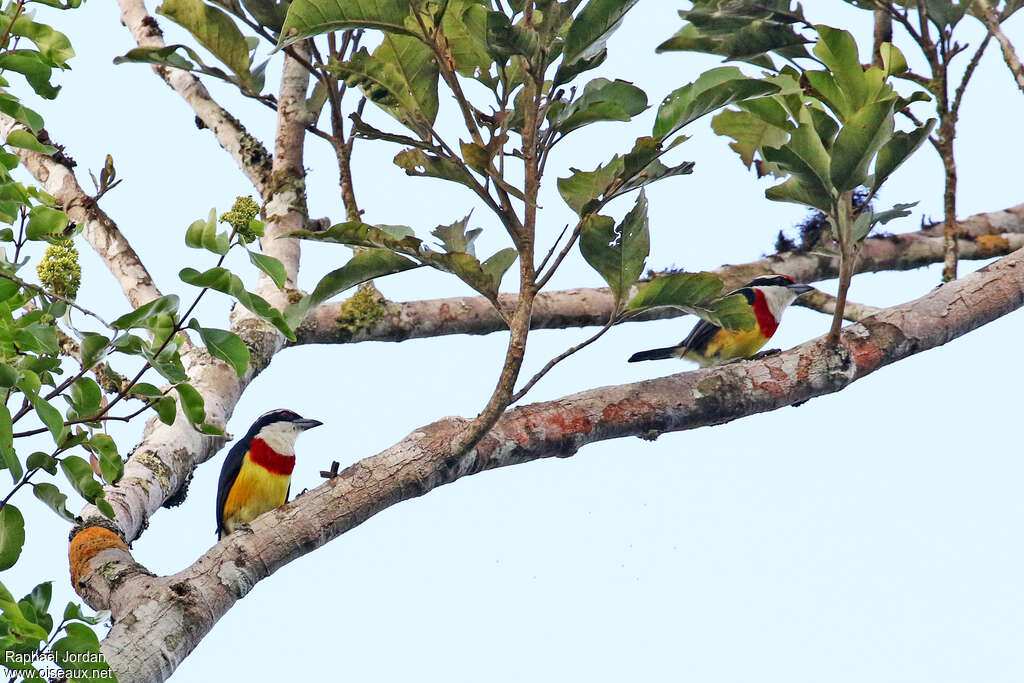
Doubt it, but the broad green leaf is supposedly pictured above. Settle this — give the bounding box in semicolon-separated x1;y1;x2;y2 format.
80;333;109;368
308;249;419;307
0;504;24;570
657;3;811;64
442;0;494;80
830;98;895;192
279;0;417;48
26;392;65;442
813;25;869;112
114;44;241;90
872;119;936;192
33;482;75;521
393;148;478;189
653;68;780;140
189;321;250;376
480;248;517;288
579;190;649;305
786;108;833;193
185;209;230;255
0;51;58;99
764;175;833;212
626;272;755;330
24;205;68;240
158;0;255;87
21;582;51;619
0;364;18;388
557;160;621;215
63;602;111;625
552;49;607;88
178;268;293;340
26;451;57;475
553;78;648;135
241;0;290;31
8;16;75;67
88;434;122;484
0;405;18;484
53;623;114;681
174;383;206;425
247;250;287;290
60;456;103;502
878;42;907;77
111;295;180;330
155;397;177;425
0;94;43;133
562;0;639;66
711;108;790;168
333;36;439;138
69;378;102;418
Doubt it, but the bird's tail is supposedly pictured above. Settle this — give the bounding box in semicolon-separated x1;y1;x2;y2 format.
627;346;680;363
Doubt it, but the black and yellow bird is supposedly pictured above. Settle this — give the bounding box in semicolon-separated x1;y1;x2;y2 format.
215;409;322;539
628;274;813;366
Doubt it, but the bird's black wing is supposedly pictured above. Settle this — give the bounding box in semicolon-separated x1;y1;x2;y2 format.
215;439;250;538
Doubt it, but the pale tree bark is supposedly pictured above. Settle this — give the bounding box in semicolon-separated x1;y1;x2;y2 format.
292;204;1024;346
74;244;1024;683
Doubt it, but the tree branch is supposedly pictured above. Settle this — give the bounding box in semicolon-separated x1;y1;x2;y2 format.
116;0;274;195
973;0;1024;93
92;244;1024;683
0;115;162;308
291;204;1024;346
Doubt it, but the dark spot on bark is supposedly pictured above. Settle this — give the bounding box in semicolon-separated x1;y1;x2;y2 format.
140;15;162;37
162;470;192;509
194;115;207;131
169;581;190;597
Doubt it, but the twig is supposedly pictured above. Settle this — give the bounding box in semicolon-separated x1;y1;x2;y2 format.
510;316;616;403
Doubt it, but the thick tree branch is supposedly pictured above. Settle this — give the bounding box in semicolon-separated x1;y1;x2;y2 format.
292;204;1024;345
0;115;162;307
93;245;1024;683
117;0;274;195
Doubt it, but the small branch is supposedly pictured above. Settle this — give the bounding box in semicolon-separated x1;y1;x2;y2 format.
873;7;893;68
973;0;1024;93
952;33;992;115
0;272;111;328
510;316;616;403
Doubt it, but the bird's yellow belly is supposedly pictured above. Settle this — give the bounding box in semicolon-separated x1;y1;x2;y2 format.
685;327;768;366
222;454;291;533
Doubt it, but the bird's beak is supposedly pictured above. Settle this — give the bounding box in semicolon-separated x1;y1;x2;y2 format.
296;418;323;430
788;283;814;296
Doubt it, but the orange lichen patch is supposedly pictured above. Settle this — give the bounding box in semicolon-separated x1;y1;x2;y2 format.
975;234;1011;256
767;364;788;382
546;406;594;438
69;526;128;589
796;352;814;382
756;380;788;397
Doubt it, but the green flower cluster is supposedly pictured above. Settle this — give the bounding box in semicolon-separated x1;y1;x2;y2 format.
220;196;262;243
37;240;81;299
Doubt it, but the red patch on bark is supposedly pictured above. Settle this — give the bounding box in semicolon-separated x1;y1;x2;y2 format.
438;303;456;323
768;364;787;381
848;339;883;378
601;398;653;425
757;381;787;397
249;438;295;475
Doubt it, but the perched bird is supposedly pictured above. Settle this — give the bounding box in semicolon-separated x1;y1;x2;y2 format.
628;274;813;367
215;409;322;539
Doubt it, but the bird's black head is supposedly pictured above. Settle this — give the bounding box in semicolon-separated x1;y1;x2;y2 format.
246;409;323;439
747;274;795;288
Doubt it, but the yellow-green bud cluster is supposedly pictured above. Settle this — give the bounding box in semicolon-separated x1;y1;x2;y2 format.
220;196;261;242
37;240;81;299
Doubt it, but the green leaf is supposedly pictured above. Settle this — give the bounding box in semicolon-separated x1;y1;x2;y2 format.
178;268;293;340
878;42;907;77
87;434;122;484
441;0;493;80
60;456;103;502
310;248;419;306
626;272;755;330
240;0;290;31
657;4;811;64
711;108;790;168
0;364;18;388
393;147;478;189
21;582;51;619
79;333;109;368
764;175;833;212
279;0;417;48
189;321;250;377
813;25;869;112
25;392;65;443
0;504;25;570
0;405;18;484
53;623;114;680
63;602;111;625
0;51;58;99
553;78;648;135
32;482;75;521
8;16;75;67
114;44;243;90
872;119;936;192
0;94;43;133
25;205;68;240
69;377;103;418
26;451;57;475
653;68;780;140
485;11;538;59
562;0;639;66
829;98;895;192
111;295;180;330
185;209;230;255
155;396;177;425
157;0;256;88
552;49;607;89
247;250;287;290
579;190;649;305
174;383;206;426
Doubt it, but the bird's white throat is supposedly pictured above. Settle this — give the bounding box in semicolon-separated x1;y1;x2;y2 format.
255;422;305;456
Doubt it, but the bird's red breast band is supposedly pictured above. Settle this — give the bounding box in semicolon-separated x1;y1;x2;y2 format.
752;289;779;338
248;438;296;475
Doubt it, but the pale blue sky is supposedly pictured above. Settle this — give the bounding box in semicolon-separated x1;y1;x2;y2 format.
5;2;1024;681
